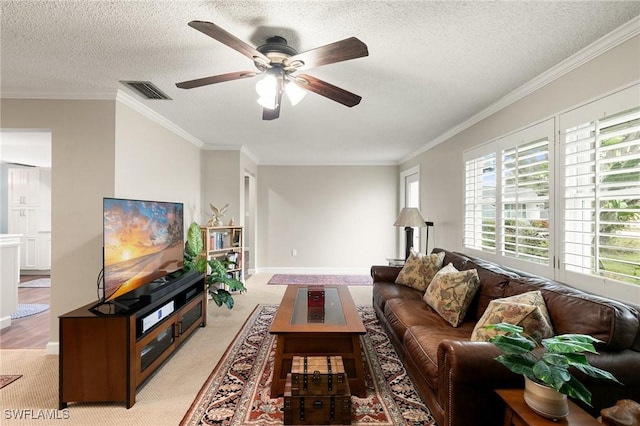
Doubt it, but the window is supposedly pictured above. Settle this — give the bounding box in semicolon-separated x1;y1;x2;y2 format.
463;84;639;301
561;89;640;288
501;136;550;265
464;120;553;275
464;151;497;252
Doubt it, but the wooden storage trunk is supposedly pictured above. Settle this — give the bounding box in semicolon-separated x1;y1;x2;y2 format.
284;373;352;425
290;355;347;396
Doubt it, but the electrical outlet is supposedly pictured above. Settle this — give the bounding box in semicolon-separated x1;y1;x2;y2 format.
291;249;297;257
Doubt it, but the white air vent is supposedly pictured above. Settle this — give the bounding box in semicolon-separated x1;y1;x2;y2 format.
120;81;172;100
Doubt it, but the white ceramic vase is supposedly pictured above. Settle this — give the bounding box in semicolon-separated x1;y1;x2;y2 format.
523;376;569;420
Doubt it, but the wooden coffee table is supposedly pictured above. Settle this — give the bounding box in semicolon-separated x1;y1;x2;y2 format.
269;285;367;397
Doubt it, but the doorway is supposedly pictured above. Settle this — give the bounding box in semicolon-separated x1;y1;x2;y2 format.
244;172;257;276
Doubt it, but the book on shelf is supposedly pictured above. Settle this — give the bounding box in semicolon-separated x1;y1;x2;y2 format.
209;232;227;250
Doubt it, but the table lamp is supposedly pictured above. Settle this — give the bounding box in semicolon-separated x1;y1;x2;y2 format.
394;207;426;259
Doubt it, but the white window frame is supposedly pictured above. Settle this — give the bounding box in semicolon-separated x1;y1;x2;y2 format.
463;83;640;304
463;119;555;278
463;142;498;254
400;166;421;255
556;84;640;303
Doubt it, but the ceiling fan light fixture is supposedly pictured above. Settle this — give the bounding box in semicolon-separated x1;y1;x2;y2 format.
256;74;277;97
257;95;277;109
256;74;278;109
285;81;306;106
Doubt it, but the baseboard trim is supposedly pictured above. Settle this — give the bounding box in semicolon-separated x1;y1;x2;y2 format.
46;341;59;355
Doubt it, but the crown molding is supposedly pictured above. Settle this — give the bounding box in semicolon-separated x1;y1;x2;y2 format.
400;15;640;164
1;89;118;100
240;146;260;165
1;89;206;149
258;160;399;166
115;90;205;149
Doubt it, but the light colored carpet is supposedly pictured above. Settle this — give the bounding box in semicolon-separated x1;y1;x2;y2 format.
0;274;373;425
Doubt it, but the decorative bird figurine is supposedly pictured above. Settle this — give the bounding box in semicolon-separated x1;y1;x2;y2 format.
209;203;229;227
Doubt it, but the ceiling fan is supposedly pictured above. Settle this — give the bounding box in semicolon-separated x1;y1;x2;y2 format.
175;21;369;120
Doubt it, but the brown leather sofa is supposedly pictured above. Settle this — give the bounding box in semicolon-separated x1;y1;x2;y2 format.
371;248;640;426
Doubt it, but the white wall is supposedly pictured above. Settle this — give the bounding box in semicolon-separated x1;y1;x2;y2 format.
114;102;201;225
257;165;398;273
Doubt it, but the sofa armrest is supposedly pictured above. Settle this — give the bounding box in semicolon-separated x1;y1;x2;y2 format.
370;265;402;283
437;340;523;426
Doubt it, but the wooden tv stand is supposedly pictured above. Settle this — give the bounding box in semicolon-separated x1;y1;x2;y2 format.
59;271;206;409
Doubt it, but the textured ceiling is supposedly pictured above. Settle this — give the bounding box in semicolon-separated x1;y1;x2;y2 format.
2;1;639;164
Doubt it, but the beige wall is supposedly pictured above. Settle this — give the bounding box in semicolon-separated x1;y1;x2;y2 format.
1;98;205;349
401;35;640;285
257;165;398;273
1;99;116;347
114;102;202;225
201;150;242;227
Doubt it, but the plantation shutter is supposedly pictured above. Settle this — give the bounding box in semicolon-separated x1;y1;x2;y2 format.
560;85;640;290
464;145;497;253
500;120;553;267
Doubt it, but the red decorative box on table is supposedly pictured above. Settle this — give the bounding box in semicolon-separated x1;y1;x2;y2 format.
307;286;325;308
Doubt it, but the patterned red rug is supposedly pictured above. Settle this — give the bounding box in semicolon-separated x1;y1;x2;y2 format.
267;274;372;286
180;305;435;425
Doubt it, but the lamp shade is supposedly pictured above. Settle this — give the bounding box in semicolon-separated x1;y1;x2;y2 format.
394;207;426;228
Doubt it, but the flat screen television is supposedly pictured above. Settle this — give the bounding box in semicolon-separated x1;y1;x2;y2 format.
102;197;184;302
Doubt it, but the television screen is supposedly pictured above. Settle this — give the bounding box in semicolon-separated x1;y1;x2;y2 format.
103;198;184;301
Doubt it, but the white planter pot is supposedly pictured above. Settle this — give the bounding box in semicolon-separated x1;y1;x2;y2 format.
523;376;569;420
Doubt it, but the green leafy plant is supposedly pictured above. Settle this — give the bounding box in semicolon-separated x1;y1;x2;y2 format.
183;222;246;309
487;323;622;406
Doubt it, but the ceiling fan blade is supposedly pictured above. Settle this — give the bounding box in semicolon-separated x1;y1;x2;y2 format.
188;21;270;66
294;74;362;107
285;37;368;71
176;71;257;89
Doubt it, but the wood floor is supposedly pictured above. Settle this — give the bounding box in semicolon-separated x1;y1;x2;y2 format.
0;276;51;349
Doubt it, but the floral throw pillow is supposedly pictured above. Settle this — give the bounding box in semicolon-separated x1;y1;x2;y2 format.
395;250;445;292
470;290;554;342
423;263;480;327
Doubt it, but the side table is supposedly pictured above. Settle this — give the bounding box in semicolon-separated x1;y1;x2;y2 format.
385;258;405;267
495;389;600;426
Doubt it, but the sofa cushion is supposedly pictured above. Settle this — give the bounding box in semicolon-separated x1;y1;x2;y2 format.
435;249;470;271
403;324;475;393
423;263;480;327
372;281;424;315
395;249;445;292
470;290;554;342
383;298;450;344
506;277;640;351
460;258;518;320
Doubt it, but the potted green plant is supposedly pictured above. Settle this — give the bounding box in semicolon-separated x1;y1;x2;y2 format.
183;222;246;309
487;323;621;419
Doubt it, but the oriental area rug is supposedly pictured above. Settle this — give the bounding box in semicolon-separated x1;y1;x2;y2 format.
181;305;435;426
267;274;373;286
0;375;22;389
